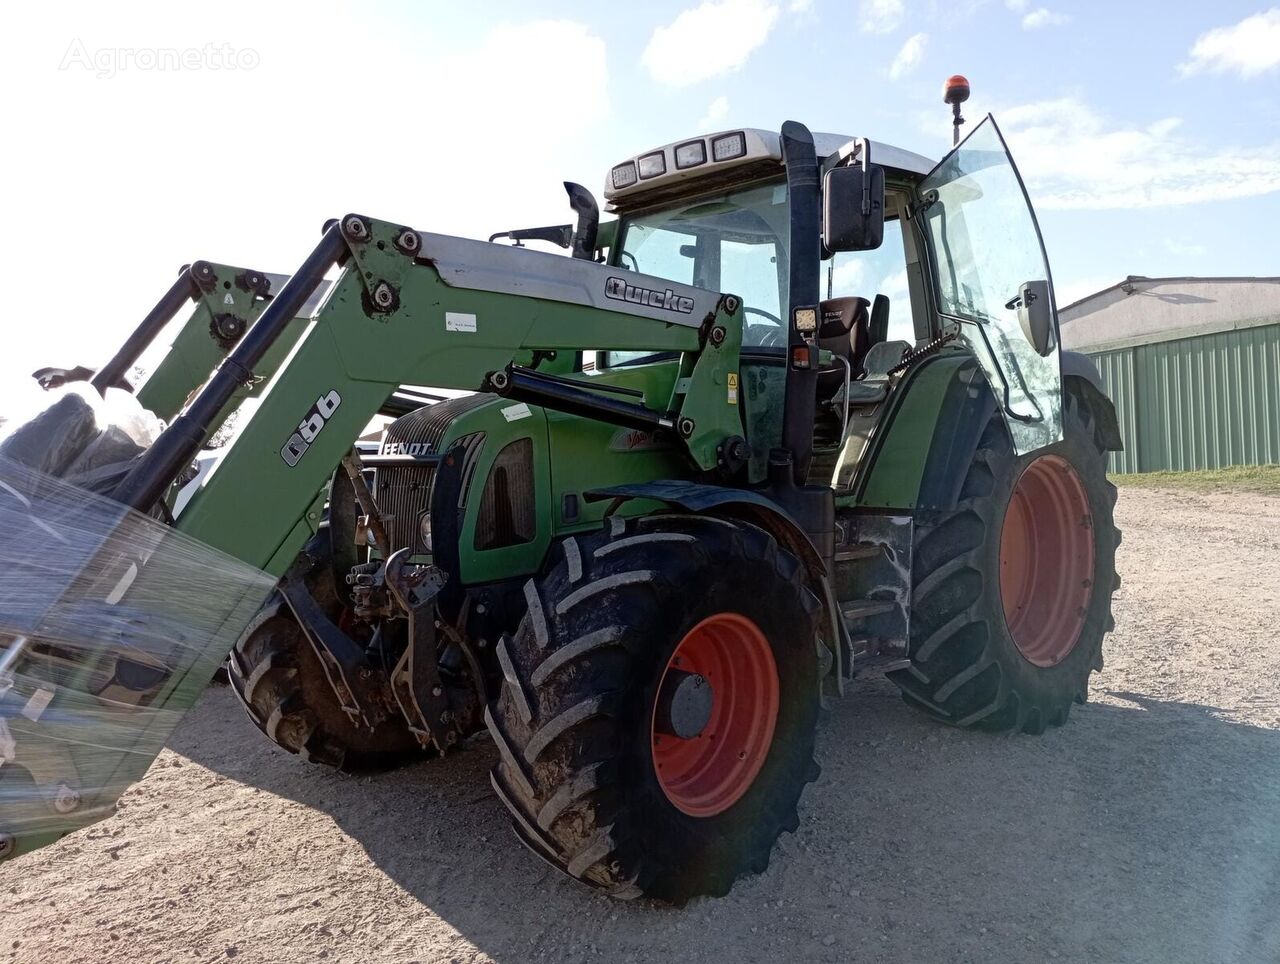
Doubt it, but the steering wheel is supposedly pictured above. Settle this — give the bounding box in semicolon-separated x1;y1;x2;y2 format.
743;306;786;347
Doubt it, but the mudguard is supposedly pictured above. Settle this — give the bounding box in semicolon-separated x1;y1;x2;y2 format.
588;480;854;691
586;480;825;577
1061;350;1124;452
916;353;1122;514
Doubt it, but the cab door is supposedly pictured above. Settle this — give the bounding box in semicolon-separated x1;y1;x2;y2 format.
917;115;1062;453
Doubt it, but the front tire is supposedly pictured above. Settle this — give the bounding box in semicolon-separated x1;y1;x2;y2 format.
486;514;823;902
228;556;427;771
888;391;1120;733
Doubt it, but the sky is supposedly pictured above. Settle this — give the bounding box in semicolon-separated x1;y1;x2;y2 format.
1;0;1277;400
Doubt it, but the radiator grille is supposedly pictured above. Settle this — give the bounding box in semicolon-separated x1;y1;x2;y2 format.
374;394;491;553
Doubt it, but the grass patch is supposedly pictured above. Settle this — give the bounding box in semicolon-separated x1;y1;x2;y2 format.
1113;464;1280;496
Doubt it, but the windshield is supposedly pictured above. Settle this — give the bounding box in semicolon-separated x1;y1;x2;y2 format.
613;181;790;358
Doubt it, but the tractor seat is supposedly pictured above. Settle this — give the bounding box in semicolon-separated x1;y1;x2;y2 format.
816;296;871;399
842;340;911;406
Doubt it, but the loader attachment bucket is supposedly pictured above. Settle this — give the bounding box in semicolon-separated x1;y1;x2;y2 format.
0;229;347;862
0;450;273;862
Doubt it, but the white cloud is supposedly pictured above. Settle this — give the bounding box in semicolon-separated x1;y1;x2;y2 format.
889;32;928;79
1004;0;1029;10
830;258;867;294
1021;7;1070;29
1179;9;1280;78
700;95;730;129
0;8;613;391
999;96;1280;209
1165;237;1208;258
879;268;910;302
642;0;780;87
859;0;904;34
788;0;814;12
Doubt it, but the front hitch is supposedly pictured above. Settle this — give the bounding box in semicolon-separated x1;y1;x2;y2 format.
382;549;458;753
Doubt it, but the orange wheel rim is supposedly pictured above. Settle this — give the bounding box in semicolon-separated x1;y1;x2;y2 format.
651;613;779;818
999;454;1095;667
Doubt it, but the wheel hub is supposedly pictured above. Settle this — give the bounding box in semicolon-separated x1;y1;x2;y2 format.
999;454;1096;667
650;613;779;818
654;669;714;739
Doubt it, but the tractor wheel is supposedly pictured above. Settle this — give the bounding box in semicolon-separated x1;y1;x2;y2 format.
486;514;822;902
888;390;1119;733
228;571;427;772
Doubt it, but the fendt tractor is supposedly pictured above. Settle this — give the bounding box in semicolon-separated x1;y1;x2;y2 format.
0;79;1120;902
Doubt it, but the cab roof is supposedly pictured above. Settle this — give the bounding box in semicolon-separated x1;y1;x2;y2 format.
604;127;937;210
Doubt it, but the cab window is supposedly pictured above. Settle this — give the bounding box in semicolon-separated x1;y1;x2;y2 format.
826;215;914;344
614;223;695;286
606;181;790;365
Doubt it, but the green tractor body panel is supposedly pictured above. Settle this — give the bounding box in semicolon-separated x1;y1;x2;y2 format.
851;352;969;509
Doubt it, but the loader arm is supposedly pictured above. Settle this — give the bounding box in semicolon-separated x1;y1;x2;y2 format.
52;260;315;435
134;215;745;575
135;263;321;428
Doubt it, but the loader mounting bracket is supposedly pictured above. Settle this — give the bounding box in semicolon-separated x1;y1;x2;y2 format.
383;549;457;753
339;214;419;317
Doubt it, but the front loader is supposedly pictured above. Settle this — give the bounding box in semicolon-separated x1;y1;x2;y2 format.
0;87;1122;902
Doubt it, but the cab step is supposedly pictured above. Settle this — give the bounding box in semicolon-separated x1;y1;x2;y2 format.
840;599;896;621
834;543;883;563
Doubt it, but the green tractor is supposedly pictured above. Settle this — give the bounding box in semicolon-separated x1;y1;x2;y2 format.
0;94;1120;902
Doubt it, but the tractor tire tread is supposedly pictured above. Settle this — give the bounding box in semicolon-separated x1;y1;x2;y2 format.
486;513;820;903
229;589;427;773
887;389;1120;734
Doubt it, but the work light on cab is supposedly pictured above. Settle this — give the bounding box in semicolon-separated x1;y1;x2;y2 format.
637;152;666;179
711;131;747;161
674;140;707;169
611;161;638;190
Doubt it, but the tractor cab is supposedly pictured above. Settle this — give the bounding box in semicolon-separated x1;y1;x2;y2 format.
598;119;1066;493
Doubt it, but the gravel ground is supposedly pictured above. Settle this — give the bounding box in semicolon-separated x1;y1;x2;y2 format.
3;487;1280;964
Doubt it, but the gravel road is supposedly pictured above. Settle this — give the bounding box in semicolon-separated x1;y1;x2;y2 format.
3;487;1280;964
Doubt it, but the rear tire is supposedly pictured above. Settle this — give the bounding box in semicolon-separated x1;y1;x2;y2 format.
228;562;427;772
888;391;1119;733
486;514;822;903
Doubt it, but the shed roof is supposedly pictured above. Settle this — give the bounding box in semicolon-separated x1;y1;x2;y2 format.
1058;276;1280;353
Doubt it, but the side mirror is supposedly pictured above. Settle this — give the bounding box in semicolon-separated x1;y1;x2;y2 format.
1007;279;1054;356
822;143;885;254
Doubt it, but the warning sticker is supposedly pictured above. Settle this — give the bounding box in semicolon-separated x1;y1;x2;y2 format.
446;312;477;333
727;371;739;405
502;403;533;422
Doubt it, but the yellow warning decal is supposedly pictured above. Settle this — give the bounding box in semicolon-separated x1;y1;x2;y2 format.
727;371;739;405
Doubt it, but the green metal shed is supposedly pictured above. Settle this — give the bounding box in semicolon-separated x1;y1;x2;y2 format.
1059;276;1280;474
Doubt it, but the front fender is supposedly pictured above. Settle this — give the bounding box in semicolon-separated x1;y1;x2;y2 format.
1061;350;1124;452
586;480;825;577
586;480;843;684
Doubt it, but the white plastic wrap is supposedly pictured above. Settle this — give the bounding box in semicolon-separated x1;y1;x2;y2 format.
0;389;274;862
0;382;165;495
